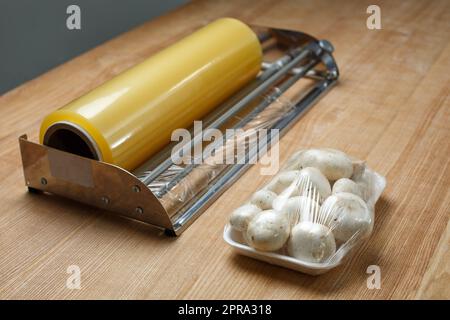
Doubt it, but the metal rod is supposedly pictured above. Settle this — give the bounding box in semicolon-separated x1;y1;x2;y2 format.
173;78;335;232
154;58;319;197
140;46;313;186
139;57;287;185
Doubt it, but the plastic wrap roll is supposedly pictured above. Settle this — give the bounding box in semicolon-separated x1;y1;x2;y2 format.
40;18;262;170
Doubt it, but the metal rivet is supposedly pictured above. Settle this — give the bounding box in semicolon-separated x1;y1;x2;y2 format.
132;185;141;193
135;207;143;214
101;196;110;205
327;69;338;80
40;177;47;185
318;39;334;53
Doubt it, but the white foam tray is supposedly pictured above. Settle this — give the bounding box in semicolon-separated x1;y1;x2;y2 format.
223;168;386;275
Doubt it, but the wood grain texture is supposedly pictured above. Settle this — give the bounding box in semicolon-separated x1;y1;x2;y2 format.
0;0;449;299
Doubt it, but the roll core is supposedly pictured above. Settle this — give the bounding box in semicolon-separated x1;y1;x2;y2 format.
43;122;102;161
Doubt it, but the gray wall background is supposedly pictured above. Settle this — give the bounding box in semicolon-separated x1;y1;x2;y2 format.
0;0;187;94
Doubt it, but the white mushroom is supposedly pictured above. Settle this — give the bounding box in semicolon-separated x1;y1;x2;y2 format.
295;167;331;200
250;189;277;210
267;170;300;194
287;221;336;263
321;192;373;243
284;149;306;170
290;148;354;181
229;204;262;232
332;178;363;198
351;160;366;180
280;196;320;227
353;170;372;202
246;210;290;251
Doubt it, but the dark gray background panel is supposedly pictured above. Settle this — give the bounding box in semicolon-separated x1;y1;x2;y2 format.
0;0;188;94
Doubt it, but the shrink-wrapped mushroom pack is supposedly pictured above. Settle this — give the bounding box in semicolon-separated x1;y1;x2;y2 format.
224;148;386;275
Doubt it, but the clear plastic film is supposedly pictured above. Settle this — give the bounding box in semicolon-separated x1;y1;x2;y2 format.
225;148;386;275
136;45;323;212
39;18;262;171
142;91;296;219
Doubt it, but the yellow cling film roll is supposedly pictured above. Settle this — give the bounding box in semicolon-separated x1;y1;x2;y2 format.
40;18;262;171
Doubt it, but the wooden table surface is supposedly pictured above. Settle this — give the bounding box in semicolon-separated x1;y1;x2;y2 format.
1;0;449;299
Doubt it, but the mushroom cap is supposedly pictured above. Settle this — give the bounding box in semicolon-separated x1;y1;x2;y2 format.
287;221;336;263
267;170;301;194
246;210;290;251
322;192;373;243
229;204;262;232
280;196;320;227
250;189;277;210
293;148;354;181
298;167;332;200
332;178;364;198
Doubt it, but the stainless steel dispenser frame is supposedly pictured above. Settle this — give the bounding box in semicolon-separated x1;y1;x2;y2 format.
19;25;339;235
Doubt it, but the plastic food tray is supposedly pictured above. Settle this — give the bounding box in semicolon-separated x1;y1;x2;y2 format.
223;168;386;275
